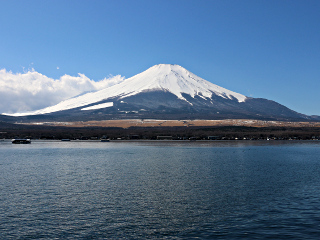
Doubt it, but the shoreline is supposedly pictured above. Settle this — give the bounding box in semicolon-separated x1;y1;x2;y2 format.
21;119;320;128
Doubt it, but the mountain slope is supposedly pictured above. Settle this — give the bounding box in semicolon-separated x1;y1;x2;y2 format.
2;64;317;121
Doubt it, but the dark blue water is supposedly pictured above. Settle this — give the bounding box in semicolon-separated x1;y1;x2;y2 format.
1;140;320;239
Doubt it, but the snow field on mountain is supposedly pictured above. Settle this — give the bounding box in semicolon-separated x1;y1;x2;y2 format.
81;102;113;111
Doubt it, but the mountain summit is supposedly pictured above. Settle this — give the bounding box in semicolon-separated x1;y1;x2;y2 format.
3;64;314;121
112;64;247;103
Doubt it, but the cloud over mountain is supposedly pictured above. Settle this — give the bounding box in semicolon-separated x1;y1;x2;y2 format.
0;69;124;114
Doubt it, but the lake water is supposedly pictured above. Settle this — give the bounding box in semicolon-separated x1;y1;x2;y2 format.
1;140;320;239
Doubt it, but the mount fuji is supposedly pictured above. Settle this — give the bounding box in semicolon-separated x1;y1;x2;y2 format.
2;64;317;122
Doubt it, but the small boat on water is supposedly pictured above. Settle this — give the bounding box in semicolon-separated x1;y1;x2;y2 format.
61;139;71;141
12;139;31;144
100;135;110;142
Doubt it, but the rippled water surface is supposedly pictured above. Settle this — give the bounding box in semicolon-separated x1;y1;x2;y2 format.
1;140;320;239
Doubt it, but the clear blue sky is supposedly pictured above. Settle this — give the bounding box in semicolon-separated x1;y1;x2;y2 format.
1;0;319;115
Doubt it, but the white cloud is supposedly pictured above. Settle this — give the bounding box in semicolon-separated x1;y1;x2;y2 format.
0;69;124;114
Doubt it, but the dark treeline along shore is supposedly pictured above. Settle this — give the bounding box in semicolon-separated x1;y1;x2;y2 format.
1;121;320;141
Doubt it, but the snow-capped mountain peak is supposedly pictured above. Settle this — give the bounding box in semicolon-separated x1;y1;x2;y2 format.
5;64;247;116
122;64;246;102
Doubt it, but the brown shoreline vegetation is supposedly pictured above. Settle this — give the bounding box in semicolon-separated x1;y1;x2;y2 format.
23;119;320;128
1;119;320;140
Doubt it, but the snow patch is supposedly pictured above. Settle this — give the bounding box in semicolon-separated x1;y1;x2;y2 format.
81;102;113;111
